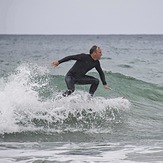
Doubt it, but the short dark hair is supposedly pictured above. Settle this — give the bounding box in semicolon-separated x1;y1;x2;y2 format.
89;45;99;54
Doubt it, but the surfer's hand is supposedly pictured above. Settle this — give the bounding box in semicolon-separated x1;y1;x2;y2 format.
51;61;59;67
103;85;112;90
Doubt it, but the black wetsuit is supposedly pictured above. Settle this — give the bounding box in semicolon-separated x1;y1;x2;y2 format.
58;53;107;96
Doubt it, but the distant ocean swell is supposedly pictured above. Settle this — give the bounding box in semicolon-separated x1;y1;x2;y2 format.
0;63;163;142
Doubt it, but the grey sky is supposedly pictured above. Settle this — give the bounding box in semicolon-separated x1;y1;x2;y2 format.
0;0;163;34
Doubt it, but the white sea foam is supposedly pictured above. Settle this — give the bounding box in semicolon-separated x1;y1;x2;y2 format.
1;142;163;163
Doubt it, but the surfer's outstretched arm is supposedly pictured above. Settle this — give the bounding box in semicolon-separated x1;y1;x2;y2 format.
51;54;82;67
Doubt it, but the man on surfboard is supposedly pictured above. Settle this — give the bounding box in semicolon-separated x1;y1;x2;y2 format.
51;45;112;97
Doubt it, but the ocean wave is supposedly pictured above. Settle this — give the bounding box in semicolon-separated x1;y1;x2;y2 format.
0;63;130;136
1;63;163;142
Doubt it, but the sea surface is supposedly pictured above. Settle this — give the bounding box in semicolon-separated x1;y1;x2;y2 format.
0;35;163;163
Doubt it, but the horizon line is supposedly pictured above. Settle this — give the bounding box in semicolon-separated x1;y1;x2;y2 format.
0;33;163;36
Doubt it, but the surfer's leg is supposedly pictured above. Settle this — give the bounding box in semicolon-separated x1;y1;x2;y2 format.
76;75;99;96
89;77;99;96
63;75;75;97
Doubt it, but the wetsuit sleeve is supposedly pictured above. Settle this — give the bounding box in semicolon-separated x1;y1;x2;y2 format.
58;54;84;64
95;62;107;85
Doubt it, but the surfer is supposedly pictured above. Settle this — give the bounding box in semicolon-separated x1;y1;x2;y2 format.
51;45;112;97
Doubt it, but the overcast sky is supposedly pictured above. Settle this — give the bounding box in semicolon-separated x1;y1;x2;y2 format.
0;0;163;34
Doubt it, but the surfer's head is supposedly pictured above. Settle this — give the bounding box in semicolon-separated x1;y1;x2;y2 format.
90;45;102;60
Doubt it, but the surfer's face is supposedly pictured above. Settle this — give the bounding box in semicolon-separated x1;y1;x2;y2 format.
95;48;102;60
